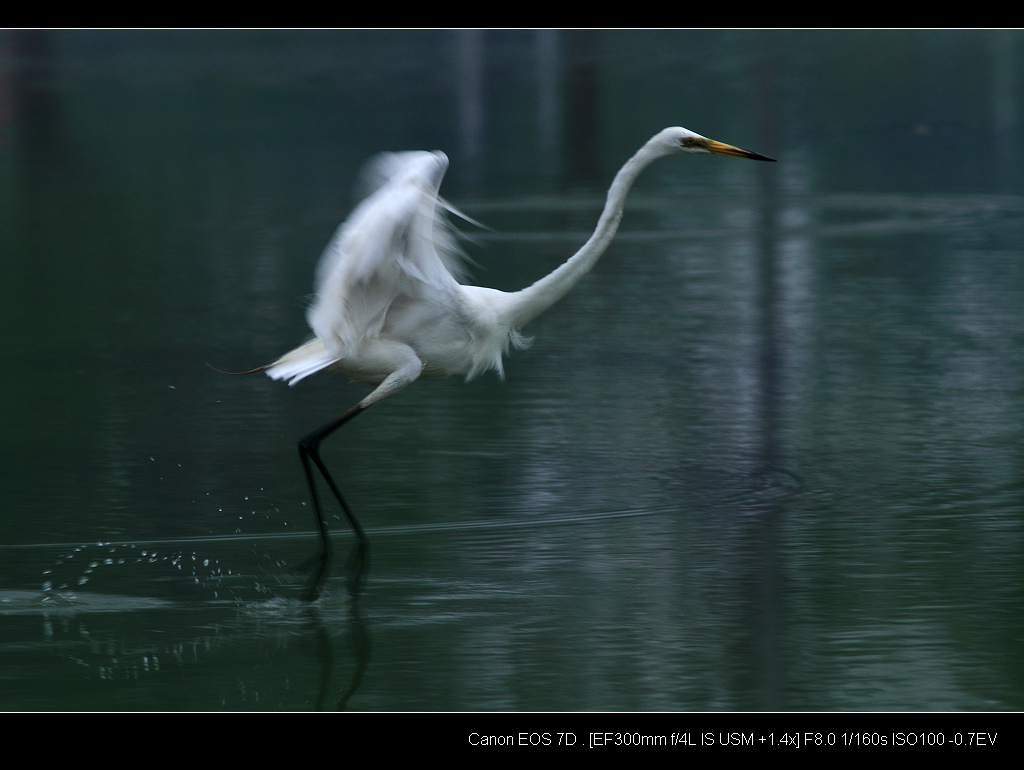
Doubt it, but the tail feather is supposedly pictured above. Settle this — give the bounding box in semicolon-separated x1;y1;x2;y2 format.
265;337;338;386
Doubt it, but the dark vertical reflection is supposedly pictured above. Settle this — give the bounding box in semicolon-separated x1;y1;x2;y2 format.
750;33;785;710
4;30;86;535
309;603;370;711
455;29;485;188
9;29;69;247
991;31;1018;193
534;30;562;185
9;30;61;166
562;30;601;186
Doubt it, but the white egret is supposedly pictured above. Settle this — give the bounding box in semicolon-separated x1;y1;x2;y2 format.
257;126;774;599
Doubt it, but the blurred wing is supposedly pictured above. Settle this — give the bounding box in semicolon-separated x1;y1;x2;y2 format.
307;151;471;357
356;152;485;277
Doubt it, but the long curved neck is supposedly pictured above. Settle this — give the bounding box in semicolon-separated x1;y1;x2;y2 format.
501;141;664;329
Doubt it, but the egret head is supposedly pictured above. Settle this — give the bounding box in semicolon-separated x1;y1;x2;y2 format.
649;126;776;162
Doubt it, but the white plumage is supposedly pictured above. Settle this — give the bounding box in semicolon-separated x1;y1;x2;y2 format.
258;127;775;599
267;151;527;392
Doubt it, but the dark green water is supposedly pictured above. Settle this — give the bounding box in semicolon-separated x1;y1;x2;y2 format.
1;30;1022;711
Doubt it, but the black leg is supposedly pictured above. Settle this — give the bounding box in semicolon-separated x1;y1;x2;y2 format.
297;403;368;601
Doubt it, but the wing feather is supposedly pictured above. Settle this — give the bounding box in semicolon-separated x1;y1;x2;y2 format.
306;152;471;357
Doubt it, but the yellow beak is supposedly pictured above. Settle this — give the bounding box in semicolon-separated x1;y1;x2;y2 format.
704;138;776;162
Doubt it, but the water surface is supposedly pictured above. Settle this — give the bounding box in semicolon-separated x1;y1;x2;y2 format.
1;30;1022;711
